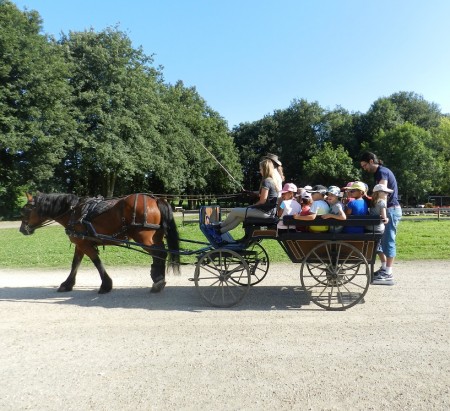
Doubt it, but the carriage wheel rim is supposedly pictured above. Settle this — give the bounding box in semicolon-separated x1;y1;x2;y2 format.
194;249;250;307
300;241;370;311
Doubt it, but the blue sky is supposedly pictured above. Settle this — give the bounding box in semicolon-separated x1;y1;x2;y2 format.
13;0;450;128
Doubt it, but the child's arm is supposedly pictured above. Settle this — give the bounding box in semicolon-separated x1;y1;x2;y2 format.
293;212;316;221
277;201;285;218
322;209;346;220
380;207;389;224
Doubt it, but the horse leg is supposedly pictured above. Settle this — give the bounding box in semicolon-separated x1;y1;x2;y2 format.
58;247;84;292
91;256;113;294
150;250;167;293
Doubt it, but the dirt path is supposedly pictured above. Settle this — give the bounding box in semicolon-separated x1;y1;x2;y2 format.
1;261;449;410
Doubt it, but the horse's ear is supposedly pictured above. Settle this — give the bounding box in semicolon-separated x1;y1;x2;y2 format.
26;192;33;202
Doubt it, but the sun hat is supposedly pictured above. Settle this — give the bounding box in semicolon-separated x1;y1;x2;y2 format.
373;183;393;193
342;181;354;190
326;186;341;197
263;153;282;166
307;185;327;195
301;192;312;199
281;183;297;193
349;181;366;192
304;185;312;190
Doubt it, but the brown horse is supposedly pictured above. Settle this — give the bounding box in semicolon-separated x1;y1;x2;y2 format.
20;192;180;294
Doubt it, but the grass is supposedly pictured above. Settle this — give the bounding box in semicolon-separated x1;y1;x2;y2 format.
1;218;448;269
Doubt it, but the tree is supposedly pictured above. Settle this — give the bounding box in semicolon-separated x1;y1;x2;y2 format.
388;91;441;130
232;115;279;190
430;117;450;194
160;81;242;196
273;99;326;185
324;107;360;159
60;27;164;197
0;1;75;216
302;143;361;188
367;123;443;204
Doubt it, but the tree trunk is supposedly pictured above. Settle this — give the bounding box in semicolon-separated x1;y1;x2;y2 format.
105;171;116;198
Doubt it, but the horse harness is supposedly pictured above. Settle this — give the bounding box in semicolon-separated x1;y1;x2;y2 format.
66;194;161;240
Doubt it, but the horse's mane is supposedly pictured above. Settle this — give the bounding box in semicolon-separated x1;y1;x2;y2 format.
35;193;80;218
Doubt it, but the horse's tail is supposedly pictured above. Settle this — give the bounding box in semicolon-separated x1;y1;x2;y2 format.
157;198;181;275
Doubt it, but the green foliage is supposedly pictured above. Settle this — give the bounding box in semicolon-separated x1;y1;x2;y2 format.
370;123;443;204
430;117;450;194
302;143;361;187
60;27;165;196
0;1;75;215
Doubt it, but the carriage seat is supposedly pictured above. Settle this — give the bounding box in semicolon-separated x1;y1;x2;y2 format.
242;216;279;227
242;215;279;239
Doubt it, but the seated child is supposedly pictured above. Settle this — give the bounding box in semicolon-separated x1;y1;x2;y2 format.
365;183;393;234
277;183;302;231
321;185;346;232
343;181;368;233
293;185;330;232
295;191;313;232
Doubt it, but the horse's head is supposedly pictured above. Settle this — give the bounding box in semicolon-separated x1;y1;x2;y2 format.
20;192;80;235
19;192;41;235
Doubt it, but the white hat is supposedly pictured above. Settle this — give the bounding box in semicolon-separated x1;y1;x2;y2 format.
373;183;393;193
304;185;312;190
301;192;312;199
281;183;297;193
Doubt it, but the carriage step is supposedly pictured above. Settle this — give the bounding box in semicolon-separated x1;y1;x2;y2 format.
188;278;195;282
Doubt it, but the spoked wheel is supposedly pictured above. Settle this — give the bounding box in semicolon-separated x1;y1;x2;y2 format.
231;242;270;286
194;248;250;307
300;241;370;311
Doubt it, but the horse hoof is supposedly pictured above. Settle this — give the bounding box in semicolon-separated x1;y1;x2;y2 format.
57;285;73;292
98;287;112;294
150;280;166;293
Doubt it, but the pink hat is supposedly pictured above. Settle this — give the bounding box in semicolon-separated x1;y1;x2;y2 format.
342;181;354;190
281;183;297;193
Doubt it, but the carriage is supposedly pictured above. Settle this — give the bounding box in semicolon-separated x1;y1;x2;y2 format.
190;205;383;311
20;193;383;311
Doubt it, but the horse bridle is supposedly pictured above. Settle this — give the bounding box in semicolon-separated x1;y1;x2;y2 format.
21;197;77;234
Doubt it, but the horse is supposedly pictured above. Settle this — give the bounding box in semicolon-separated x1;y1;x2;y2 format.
20;192;180;294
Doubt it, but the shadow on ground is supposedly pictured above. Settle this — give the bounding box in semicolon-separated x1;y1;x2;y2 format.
0;284;333;312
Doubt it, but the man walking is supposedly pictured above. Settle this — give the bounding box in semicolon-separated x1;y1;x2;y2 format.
360;152;402;285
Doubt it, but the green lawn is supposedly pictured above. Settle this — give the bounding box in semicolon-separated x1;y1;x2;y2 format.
0;219;448;269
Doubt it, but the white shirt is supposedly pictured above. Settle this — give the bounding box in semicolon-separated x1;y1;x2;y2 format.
277;199;302;229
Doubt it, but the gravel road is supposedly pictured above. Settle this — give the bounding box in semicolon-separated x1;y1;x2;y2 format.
1;260;449;410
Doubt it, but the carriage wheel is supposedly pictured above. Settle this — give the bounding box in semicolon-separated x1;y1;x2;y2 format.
194;248;250;307
231;242;270;286
300;241;370;311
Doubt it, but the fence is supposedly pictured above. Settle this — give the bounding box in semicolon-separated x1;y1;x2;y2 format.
180;208;231;226
402;207;450;221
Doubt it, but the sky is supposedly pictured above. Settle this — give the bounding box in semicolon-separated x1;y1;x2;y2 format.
12;0;450;128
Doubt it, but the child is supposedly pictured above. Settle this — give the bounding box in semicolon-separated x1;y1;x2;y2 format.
277;183;301;231
293;185;330;232
365;183;392;234
341;181;354;207
343;181;368;233
321;186;346;232
295;191;313;232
